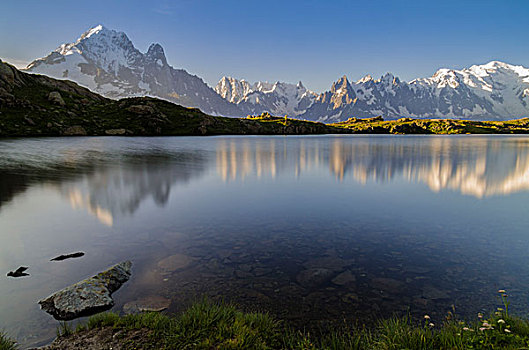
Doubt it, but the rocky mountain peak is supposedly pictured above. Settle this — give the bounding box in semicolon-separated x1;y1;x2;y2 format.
357;75;373;84
77;25;134;51
331;75;351;93
380;72;398;85
76;24;105;41
146;43;167;65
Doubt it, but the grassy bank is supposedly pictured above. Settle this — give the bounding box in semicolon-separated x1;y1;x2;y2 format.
34;292;529;349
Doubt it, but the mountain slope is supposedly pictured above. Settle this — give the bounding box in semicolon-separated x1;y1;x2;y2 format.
215;77;317;116
24;25;242;116
301;61;529;122
0;60;340;137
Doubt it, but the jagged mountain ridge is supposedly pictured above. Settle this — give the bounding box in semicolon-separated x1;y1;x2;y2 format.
24;25;241;116
215;77;317;116
300;61;529;122
22;25;529;121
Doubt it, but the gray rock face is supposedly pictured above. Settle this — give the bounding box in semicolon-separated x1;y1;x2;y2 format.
39;261;132;320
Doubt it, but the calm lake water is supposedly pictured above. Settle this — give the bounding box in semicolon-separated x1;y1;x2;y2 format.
1;135;529;347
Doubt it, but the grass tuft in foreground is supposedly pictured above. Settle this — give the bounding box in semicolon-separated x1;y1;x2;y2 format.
52;291;529;349
0;332;17;350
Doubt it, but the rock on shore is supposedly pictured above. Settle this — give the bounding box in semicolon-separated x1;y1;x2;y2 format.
39;261;132;320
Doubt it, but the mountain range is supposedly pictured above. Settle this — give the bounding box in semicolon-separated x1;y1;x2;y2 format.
23;25;529;121
215;77;317;117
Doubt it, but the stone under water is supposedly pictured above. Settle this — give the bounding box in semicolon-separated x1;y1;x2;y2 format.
39;261;132;321
122;295;171;314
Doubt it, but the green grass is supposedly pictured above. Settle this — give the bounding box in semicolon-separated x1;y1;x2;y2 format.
72;300;283;349
330;117;529;134
0;332;17;350
50;291;529;349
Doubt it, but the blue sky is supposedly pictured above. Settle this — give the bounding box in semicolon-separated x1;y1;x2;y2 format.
1;0;528;92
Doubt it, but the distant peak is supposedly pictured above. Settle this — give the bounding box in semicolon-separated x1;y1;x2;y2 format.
331;75;351;94
380;72;400;85
484;60;509;67
146;43;167;65
86;24;104;36
147;43;164;56
335;75;349;86
79;24;107;41
357;74;373;83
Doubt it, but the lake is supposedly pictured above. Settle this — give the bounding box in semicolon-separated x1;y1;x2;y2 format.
1;135;529;347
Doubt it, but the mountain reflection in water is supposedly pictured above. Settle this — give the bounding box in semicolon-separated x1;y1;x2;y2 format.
0;138;207;223
58;155;206;226
215;136;529;197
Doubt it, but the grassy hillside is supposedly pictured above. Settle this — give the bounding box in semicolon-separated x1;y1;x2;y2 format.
0;60;341;137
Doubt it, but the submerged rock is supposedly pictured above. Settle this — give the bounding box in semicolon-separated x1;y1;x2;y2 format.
422;285;450;300
39;261;132;321
123;295;171;314
296;268;334;288
157;254;193;272
331;271;356;286
370;277;405;294
303;256;352;272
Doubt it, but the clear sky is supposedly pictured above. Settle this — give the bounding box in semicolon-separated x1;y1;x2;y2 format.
1;0;528;92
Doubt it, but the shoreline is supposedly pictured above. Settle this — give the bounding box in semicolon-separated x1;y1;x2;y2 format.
6;294;527;349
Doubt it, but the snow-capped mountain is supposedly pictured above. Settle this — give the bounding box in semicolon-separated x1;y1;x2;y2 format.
215;77;317;116
25;25;241;116
301;61;529;122
22;25;529;121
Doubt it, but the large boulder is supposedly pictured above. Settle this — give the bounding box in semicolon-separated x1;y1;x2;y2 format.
48;91;65;106
127;105;155;115
62;125;87;136
39;261;132;321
